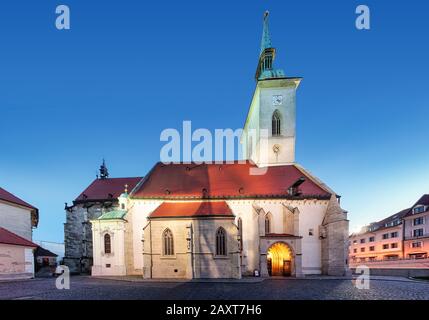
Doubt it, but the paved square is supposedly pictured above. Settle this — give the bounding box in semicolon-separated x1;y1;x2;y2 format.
1;276;429;300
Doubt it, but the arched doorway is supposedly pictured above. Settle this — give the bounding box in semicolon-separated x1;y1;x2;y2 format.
267;242;293;277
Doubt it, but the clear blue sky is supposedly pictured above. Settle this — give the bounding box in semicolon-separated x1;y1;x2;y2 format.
0;0;428;242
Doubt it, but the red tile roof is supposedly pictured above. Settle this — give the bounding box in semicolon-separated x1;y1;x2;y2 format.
0;227;38;248
149;201;234;218
35;246;58;257
132;162;331;200
0;187;37;211
74;177;143;203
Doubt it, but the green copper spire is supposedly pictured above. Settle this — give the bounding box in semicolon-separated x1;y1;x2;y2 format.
255;11;285;81
260;11;272;55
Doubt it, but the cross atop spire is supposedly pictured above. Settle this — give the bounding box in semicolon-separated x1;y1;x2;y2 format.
260;11;272;55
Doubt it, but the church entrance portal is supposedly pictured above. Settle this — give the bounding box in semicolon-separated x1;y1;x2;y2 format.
267;242;293;277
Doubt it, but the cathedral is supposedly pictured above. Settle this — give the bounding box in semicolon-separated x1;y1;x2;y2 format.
66;12;349;278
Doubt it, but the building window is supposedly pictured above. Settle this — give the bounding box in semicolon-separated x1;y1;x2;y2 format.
163;229;174;256
216;227;227;256
391;243;398;249
360;248;365;252
412;242;423;248
121;203;125;210
383;244;389;250
382;233;389;240
369;246;375;251
272;111;281;136
265;213;272;234
309;229;314;236
353;240;357;245
413;228;424;237
413;206;426;214
369;236;375;242
414;217;424;226
360;239;366;244
353;249;357;253
104;234;111;254
391;232;398;238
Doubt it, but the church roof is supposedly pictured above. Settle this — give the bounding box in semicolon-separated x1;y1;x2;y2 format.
132;162;331;200
0;227;38;248
98;210;127;221
0;187;39;227
74;177;143;203
149;201;234;219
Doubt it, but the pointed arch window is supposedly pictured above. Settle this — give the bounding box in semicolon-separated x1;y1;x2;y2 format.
272;111;281;136
265;213;272;234
216;227;227;256
163;229;174;256
104;234;111;254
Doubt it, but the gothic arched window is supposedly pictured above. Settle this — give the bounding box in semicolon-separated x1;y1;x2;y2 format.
104;234;111;254
216;227;227;256
163;229;174;256
272;111;281;136
265;213;272;234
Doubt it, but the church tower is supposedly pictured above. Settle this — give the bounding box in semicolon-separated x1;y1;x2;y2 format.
242;11;302;167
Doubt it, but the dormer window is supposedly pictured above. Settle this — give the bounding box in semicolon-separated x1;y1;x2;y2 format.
413;206;426;215
121;203;125;210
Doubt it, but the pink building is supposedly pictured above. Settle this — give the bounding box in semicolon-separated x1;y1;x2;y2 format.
0;187;39;280
403;195;429;259
349;209;408;263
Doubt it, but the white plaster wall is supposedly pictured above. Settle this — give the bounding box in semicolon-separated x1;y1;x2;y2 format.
297;201;328;274
91;220;126;276
0;244;34;279
243;79;299;166
129;200;164;271
0;202;33;240
126;198;328;277
227;199;328;275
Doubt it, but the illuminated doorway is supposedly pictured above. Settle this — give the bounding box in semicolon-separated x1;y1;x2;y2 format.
267;242;293;277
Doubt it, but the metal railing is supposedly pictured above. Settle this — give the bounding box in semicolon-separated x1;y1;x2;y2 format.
404;233;429;240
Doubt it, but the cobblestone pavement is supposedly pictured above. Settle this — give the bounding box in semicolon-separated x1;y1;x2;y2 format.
0;276;428;300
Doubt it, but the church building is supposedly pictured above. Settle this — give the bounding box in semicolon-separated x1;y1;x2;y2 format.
87;12;349;279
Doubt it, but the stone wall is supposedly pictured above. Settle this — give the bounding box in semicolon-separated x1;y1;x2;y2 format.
64;201;115;274
143;218;240;279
